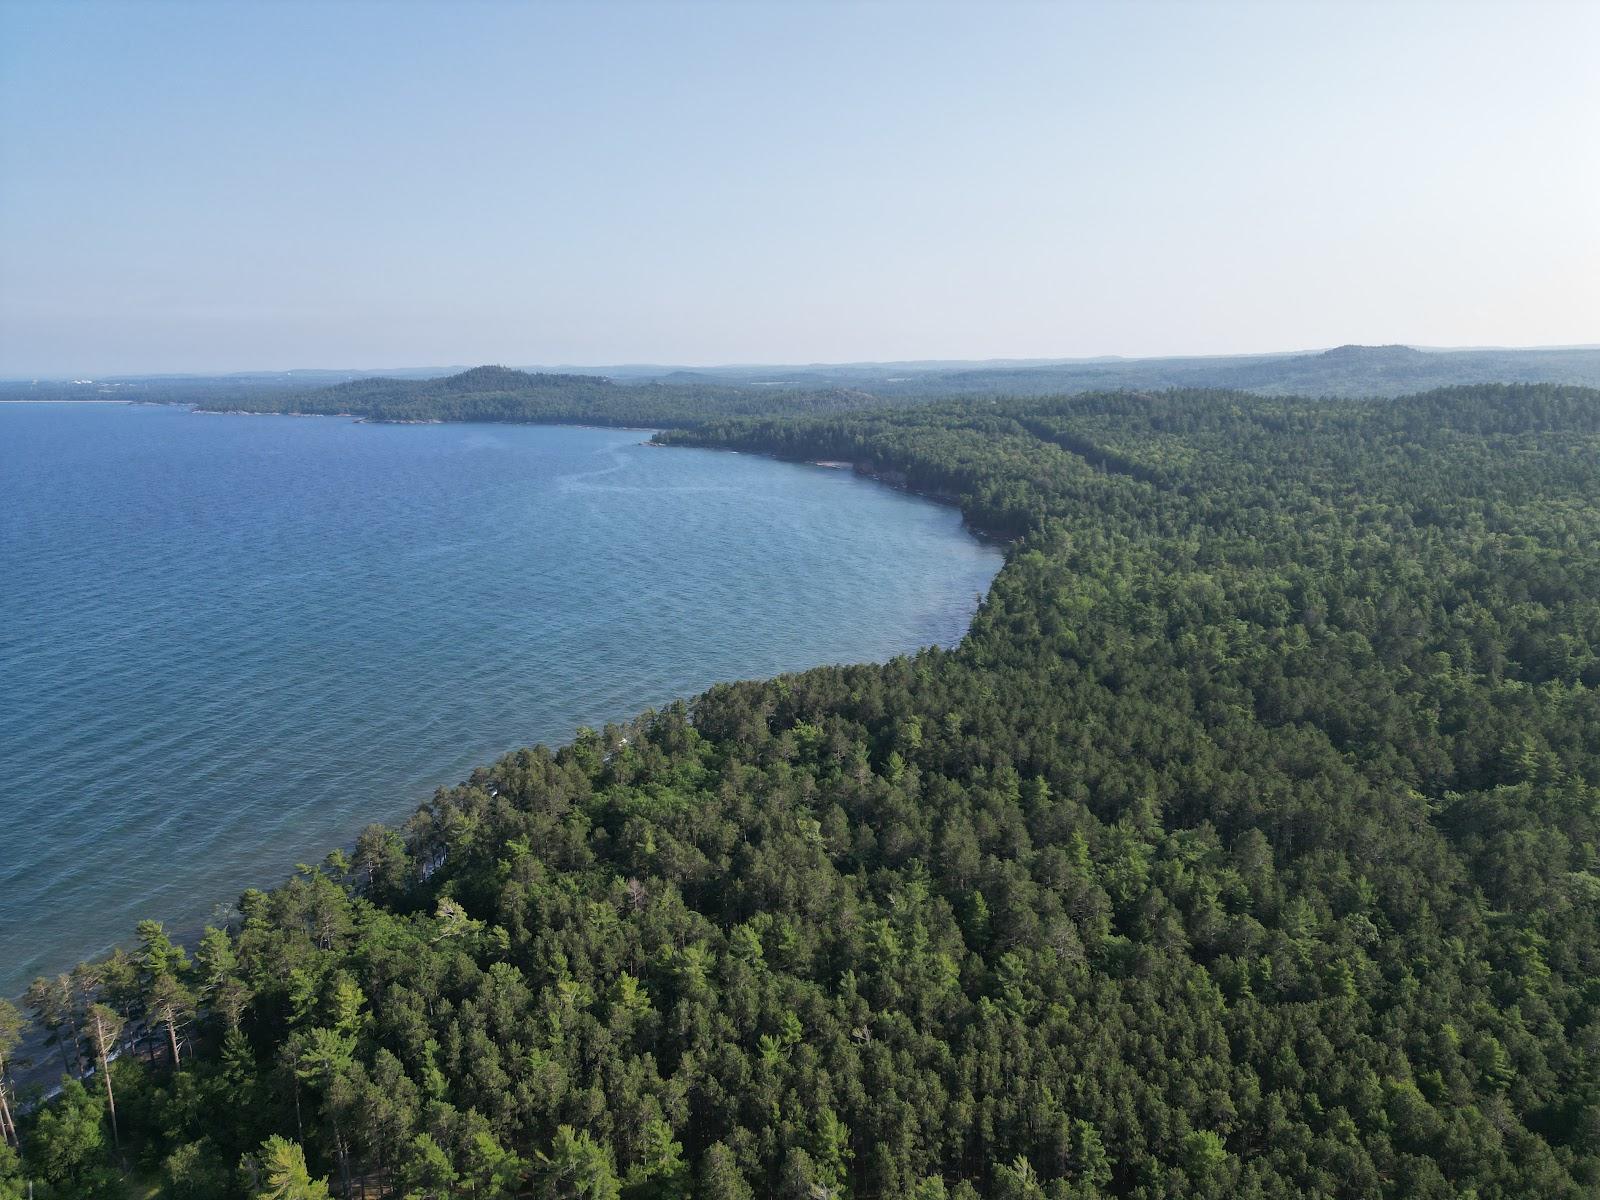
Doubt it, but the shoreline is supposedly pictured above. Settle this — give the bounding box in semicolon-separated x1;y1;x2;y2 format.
6;416;1003;1017
189;405;663;436
183;403;1004;540
649;435;1017;546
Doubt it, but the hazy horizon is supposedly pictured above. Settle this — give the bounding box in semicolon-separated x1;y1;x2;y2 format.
3;0;1597;376
10;340;1600;385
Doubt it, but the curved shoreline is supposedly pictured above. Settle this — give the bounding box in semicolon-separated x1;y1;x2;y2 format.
3;412;1002;1014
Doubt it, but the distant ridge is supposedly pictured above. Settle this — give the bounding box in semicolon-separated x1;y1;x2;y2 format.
9;344;1600;407
561;343;1600;398
191;364;896;427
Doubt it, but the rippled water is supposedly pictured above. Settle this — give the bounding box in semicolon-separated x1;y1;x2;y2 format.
0;403;1000;995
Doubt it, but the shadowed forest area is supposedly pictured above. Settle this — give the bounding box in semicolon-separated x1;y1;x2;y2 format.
4;383;1598;1199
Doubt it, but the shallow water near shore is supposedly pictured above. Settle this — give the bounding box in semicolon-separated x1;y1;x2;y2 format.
0;403;1001;997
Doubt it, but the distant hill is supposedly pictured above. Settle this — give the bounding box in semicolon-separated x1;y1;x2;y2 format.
1197;344;1600;397
761;344;1600;399
190;364;891;428
286;365;619;419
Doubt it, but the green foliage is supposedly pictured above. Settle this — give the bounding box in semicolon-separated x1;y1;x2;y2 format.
696;1143;753;1200
1179;1130;1232;1194
17;381;1600;1199
464;1129;527;1199
163;1136;234;1200
622;1118;687;1199
399;1133;456;1199
539;1125;620;1200
28;1079;107;1189
0;1000;22;1061
993;1155;1044;1200
246;1135;329;1200
0;1143;24;1200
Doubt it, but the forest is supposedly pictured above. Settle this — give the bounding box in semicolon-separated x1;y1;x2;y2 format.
190;366;888;428
2;382;1598;1199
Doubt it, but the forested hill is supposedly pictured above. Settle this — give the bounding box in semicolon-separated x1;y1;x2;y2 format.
842;344;1600;400
7;383;1600;1200
192;365;886;427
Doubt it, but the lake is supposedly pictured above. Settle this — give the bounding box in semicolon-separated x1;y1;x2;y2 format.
0;403;1001;996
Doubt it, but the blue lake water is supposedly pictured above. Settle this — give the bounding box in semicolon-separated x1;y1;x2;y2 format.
0;403;1001;996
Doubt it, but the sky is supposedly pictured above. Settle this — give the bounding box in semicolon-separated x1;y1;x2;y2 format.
1;0;1597;377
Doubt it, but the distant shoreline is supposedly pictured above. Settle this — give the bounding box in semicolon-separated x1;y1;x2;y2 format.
193;404;662;435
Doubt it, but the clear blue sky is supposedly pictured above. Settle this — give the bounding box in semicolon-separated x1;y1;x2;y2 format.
2;0;1596;376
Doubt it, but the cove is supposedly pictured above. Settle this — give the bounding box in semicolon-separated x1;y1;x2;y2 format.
0;403;1002;996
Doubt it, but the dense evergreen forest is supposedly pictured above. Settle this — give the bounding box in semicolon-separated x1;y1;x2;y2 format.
4;383;1599;1199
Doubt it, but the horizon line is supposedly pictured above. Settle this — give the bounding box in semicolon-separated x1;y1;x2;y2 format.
7;340;1600;384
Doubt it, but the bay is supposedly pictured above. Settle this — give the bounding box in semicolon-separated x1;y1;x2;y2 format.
0;403;1000;996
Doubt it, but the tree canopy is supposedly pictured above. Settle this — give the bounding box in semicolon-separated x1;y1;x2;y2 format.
8;382;1600;1198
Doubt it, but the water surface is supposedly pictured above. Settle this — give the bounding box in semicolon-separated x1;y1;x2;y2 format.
0;403;1000;994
